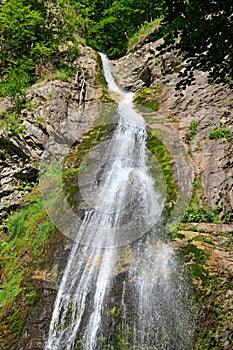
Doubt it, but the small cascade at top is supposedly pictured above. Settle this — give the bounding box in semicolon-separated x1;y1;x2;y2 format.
44;52;193;350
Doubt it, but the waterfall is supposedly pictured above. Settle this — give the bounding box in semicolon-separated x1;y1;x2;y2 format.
44;53;193;350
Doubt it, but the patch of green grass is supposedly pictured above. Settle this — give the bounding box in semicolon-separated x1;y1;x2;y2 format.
185;120;200;141
134;87;162;112
202;237;215;245
209;127;232;142
147;129;177;211
128;18;162;52
0;111;26;135
0;271;24;309
0;68;34;99
0;188;58;343
46;66;76;82
193;177;201;189
1;195;56;309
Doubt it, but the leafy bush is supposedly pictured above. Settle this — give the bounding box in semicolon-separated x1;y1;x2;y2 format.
209;127;232;142
183;206;228;224
0;68;33;98
185;120;200;141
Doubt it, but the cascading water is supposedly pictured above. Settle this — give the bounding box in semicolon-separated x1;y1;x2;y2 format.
44;53;193;350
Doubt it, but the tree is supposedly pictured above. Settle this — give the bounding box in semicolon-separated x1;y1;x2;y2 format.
0;0;46;69
160;0;233;88
87;0;164;58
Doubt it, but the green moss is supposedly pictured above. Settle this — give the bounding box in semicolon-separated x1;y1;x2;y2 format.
147;129;177;211
63;121;116;208
0;189;57;342
177;226;232;350
134;87;162;112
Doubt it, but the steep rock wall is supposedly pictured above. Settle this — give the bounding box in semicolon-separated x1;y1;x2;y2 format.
111;40;233;217
0;45;104;350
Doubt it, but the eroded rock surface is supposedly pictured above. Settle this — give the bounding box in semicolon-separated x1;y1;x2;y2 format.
112;41;233;349
0;45;104;349
0;45;103;220
111;40;233;217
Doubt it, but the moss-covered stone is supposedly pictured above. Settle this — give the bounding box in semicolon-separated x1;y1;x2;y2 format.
133;86;162;112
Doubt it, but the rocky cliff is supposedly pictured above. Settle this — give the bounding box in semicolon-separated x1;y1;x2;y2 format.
0;45;102;220
112;40;233;217
0;44;104;349
0;40;232;350
111;41;233;349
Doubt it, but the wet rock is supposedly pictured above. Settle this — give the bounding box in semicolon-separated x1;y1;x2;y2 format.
112;39;233;217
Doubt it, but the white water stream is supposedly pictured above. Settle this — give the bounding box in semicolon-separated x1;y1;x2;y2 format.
44;53;193;350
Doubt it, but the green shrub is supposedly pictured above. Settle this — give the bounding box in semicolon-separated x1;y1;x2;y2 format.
209;127;232;142
185;120;200;140
0;68;34;98
183;206;228;224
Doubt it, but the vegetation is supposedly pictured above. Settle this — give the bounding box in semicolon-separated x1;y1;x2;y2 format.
1;0;232;94
128;18;161;52
209;127;232;142
86;0;164;59
159;0;233;88
0;0;86;102
0;189;58;341
183;206;229;224
147;129;177;211
185;120;200;141
134;87;162;111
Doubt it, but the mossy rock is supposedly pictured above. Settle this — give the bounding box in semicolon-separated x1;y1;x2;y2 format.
133;86;162;112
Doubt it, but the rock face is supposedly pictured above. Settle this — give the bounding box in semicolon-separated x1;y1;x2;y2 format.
111;40;233;217
0;45;103;220
112;39;233;349
0;45;104;350
0;40;232;350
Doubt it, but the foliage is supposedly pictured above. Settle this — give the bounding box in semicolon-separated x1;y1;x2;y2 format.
134;87;162;111
183;206;229;224
178;233;233;349
128;18;162;52
160;0;233;88
86;0;164;58
147;129;177;210
185;120;200;141
45;66;77;82
0;189;58;343
0;195;56;311
209;127;232;142
0;0;86;97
